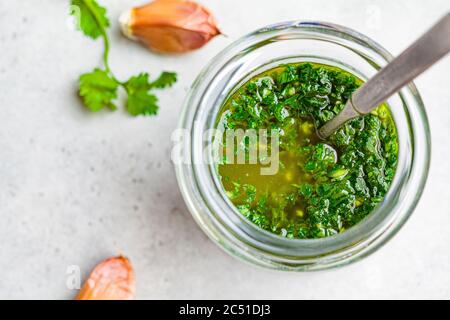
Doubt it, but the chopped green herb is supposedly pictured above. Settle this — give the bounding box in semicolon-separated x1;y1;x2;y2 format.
218;62;398;239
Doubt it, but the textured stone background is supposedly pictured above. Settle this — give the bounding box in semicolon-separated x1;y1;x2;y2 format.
0;0;449;299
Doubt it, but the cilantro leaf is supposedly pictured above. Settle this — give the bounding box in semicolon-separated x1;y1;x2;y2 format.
70;1;177;117
79;68;118;112
125;73;160;116
150;72;178;89
71;0;109;39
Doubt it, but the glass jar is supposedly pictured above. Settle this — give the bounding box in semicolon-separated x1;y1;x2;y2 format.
174;21;431;271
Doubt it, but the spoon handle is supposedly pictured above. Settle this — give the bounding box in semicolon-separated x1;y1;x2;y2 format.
318;13;450;139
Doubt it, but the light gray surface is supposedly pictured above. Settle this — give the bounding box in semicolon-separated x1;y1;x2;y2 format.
0;0;449;299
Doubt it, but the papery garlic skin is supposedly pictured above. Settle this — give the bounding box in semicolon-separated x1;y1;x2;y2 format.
119;9;137;41
120;0;221;53
76;256;135;300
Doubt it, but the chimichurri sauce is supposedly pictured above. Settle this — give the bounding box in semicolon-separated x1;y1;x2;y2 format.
216;62;398;239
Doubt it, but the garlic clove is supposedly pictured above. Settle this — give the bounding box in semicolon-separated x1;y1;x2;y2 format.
120;0;221;54
76;256;135;300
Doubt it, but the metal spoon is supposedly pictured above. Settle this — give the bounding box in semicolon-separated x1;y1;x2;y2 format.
318;13;450;139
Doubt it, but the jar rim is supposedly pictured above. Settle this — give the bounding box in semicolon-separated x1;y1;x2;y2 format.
175;20;431;270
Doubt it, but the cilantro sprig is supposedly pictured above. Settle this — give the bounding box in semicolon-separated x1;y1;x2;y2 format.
70;0;177;115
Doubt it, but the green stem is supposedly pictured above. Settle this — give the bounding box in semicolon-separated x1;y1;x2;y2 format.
82;0;116;80
101;31;111;73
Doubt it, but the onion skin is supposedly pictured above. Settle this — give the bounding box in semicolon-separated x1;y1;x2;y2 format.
76;256;135;300
121;0;221;54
